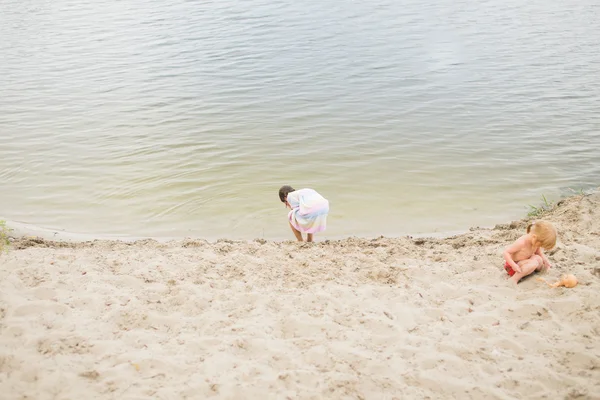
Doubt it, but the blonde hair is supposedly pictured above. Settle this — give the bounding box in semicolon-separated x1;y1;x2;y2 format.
526;220;557;250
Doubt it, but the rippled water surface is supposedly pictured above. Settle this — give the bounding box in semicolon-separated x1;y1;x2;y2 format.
1;0;599;239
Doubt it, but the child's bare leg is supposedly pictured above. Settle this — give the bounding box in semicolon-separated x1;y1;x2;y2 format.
307;233;313;243
289;222;303;242
510;255;543;285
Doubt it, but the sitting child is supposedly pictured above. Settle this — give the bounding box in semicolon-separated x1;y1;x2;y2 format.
503;220;556;284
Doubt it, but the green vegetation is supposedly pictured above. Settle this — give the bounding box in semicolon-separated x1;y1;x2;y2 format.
527;194;554;218
0;220;11;252
526;187;593;218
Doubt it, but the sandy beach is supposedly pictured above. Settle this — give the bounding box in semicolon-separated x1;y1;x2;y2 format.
1;192;599;399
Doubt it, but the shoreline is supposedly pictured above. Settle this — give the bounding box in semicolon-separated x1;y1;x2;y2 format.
2;189;596;247
3;188;597;245
3;218;474;245
1;192;599;398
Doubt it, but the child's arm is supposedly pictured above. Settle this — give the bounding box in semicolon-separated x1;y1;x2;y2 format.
503;240;523;273
536;247;552;269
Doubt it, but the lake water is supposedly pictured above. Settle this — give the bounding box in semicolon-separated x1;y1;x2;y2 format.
1;0;599;240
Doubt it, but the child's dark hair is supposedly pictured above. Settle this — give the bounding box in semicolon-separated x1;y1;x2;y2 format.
279;185;295;202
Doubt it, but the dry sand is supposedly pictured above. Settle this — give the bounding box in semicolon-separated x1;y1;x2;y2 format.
1;193;599;399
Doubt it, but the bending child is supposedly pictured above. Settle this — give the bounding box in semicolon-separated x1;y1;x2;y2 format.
503;220;556;284
279;185;329;242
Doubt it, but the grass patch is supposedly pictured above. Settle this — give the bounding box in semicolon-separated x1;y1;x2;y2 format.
526;187;593;218
0;220;11;253
527;194;554;218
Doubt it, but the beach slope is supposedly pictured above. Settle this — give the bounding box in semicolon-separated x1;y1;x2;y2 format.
1;193;599;399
